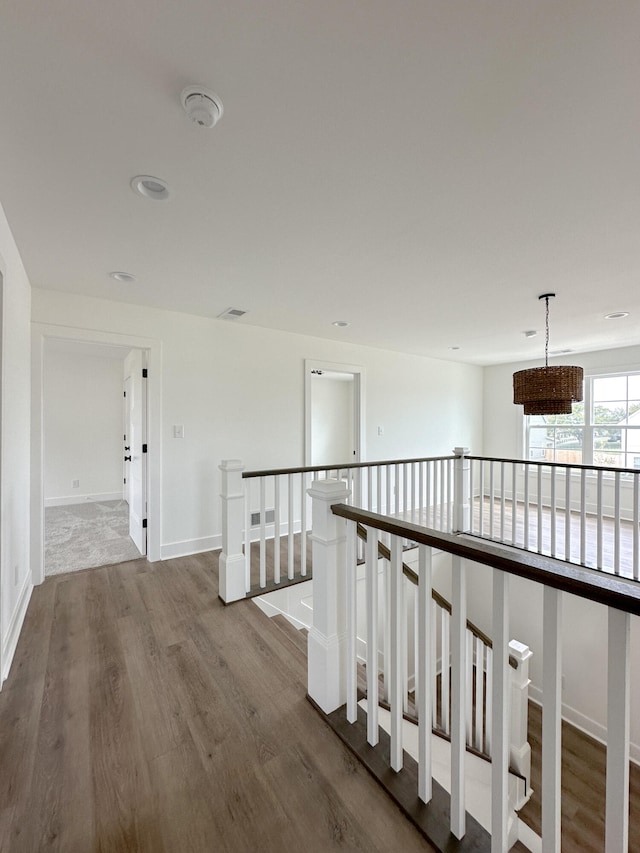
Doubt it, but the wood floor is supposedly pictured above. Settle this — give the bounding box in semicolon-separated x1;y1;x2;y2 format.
0;553;435;853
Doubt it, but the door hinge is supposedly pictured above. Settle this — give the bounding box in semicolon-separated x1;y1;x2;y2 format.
124;477;127;484
123;391;126;397
142;368;148;378
142;518;147;529
142;443;148;453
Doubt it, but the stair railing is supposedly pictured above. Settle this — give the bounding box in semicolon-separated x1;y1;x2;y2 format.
219;452;459;602
355;523;531;785
308;478;640;853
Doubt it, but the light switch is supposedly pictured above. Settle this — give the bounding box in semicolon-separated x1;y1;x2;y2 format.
173;424;184;439
377;426;384;436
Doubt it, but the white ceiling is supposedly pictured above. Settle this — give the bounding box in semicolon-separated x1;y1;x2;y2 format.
1;1;639;366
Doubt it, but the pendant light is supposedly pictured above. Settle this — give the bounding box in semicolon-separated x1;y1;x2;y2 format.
513;293;583;415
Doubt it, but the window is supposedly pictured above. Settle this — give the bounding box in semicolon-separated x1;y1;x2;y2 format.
526;372;640;469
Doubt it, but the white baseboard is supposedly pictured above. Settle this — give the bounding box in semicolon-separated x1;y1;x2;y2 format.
528;685;640;766
2;575;33;685
160;534;221;560
45;491;124;508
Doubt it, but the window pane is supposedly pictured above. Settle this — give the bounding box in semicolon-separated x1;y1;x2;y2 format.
628;375;640;399
553;426;582;464
593;376;626;402
593;402;628;424
627;402;640;423
594;450;625;468
594;427;622;452
528;427;553;461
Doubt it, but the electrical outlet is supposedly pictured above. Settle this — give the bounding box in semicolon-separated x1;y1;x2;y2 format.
72;479;79;489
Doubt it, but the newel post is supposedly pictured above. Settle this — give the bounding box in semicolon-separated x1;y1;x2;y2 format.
453;447;470;533
307;478;351;714
509;639;533;794
219;459;247;603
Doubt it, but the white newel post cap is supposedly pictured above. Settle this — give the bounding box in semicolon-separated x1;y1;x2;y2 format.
453;447;470;456
307;477;351;714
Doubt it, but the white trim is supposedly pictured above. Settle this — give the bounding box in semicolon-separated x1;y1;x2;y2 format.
1;575;33;684
528;685;640;767
160;534;221;560
304;359;366;466
44;492;124;508
31;323;163;585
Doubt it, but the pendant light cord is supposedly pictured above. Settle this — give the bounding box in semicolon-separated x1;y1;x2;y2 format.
545;295;550;368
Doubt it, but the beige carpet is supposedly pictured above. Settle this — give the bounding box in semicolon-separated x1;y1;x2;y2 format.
45;499;142;576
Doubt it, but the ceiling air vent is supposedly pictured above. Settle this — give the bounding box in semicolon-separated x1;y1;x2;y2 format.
218;307;247;321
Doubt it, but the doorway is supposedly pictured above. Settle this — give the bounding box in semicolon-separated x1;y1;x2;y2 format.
305;360;365;466
41;339;148;576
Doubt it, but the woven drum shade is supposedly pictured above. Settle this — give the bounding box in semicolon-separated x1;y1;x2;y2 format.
513;365;584;415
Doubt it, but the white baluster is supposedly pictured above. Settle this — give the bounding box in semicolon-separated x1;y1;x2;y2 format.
523;464;530;550
300;472;307;576
288;473;294;580
469;459;475;535
489;461;495;540
376;465;382;515
537;464;543;553
245;477;251;592
431;599;438;730
426;461;432;528
542;586;562;853
605;607;630;853
597;468;603;568
346;520;358;724
366;526;379;746
479;462;485;538
418;545;433;804
564;467;571;561
474;636;483;751
419;461;425;524
485;647;493;755
634;474;639;581
389;536;404;771
465;631;473;747
259;477;266;587
274;475;281;584
580;468;587;565
550;465;557;557
500;462;506;542
614;471;621;574
511;462;517;547
451;555;467;839
441;609;450;734
491;569;510;853
367;465;373;512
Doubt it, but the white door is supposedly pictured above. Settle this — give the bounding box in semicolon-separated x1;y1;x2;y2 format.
124;349;147;555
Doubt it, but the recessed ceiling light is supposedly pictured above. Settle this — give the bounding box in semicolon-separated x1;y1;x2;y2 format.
130;175;170;201
109;271;137;283
332;320;350;327
604;311;629;320
524;330;538;338
448;346;460;351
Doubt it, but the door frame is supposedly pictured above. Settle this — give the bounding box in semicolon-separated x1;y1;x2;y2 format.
304;359;365;467
31;323;162;584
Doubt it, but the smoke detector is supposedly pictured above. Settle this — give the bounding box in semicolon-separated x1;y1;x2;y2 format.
181;86;223;128
217;307;247;320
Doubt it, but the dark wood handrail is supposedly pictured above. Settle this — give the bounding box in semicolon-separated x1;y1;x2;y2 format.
467;454;640;478
243;455;455;479
355;524;517;668
334;504;640;616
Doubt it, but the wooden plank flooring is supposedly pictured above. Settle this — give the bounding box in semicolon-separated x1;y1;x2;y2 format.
0;554;435;853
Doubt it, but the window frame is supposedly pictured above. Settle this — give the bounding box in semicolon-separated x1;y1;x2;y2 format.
524;368;640;471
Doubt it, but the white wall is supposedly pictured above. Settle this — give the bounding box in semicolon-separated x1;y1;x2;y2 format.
310;376;354;466
31;288;484;558
0;202;32;684
482;345;640;760
43;346;125;505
